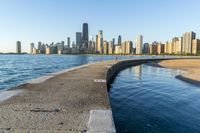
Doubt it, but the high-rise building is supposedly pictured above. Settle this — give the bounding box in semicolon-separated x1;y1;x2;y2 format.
96;30;103;54
76;32;82;49
126;41;133;54
60;41;65;51
67;37;70;48
136;35;143;54
121;42;126;54
115;45;121;54
112;38;115;53
112;38;115;46
150;44;158;55
143;43;150;54
121;41;133;54
192;39;200;55
103;41;108;54
157;43;165;55
164;41;173;54
118;35;122;46
172;37;179;53
30;43;34;54
16;41;21;54
182;31;196;54
82;23;89;48
108;41;113;55
38;41;42;50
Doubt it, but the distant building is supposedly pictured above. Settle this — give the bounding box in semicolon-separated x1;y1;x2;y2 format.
30;43;34;54
143;43;150;54
157;43;165;54
118;35;122;46
67;37;70;48
61;41;65;50
16;41;21;54
150;44;158;55
174;37;183;54
76;32;82;49
112;38;115;46
192;39;200;55
121;42;126;54
108;41;113;55
182;32;196;54
115;45;121;54
121;41;133;54
46;46;54;54
126;41;133;54
33;47;39;54
103;41;108;54
82;23;89;48
96;30;103;54
136;35;143;54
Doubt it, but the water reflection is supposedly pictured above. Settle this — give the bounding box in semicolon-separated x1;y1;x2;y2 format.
134;65;142;80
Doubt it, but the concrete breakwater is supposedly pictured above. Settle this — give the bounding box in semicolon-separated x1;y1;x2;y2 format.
106;58;172;88
0;57;199;133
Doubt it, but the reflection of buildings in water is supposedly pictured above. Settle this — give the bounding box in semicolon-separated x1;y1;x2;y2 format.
134;65;142;80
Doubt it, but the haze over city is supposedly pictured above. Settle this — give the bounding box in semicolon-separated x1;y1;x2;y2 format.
0;0;200;52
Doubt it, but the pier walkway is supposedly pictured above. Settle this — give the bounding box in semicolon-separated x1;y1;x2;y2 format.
0;61;116;133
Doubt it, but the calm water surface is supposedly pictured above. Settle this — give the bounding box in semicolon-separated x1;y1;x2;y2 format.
0;54;152;91
109;64;200;133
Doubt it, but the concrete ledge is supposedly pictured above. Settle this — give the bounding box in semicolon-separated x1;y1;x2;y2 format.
106;57;200;88
87;110;116;133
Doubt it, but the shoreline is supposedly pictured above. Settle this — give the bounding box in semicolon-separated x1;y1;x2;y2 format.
157;59;200;86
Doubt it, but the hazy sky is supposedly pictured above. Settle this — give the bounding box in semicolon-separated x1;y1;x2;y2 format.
0;0;200;52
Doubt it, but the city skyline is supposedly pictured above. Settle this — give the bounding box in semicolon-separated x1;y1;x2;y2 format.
27;23;200;55
0;0;200;52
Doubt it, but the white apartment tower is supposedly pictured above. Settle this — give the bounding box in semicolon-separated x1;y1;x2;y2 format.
136;35;143;54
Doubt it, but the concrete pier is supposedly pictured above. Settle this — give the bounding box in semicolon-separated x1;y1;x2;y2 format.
0;57;199;133
0;61;117;133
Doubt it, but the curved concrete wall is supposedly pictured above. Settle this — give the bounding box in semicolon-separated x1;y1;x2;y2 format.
106;58;169;88
106;57;200;88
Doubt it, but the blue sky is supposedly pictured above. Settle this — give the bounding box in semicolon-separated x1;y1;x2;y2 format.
0;0;200;52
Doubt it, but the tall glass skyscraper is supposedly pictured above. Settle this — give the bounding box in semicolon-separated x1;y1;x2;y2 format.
16;41;21;54
82;23;89;48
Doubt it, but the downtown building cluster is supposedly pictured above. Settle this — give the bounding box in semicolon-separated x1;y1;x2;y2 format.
16;23;200;56
27;23;134;55
142;32;200;55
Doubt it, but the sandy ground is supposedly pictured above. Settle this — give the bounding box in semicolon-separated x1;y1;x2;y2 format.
159;59;200;83
0;61;116;133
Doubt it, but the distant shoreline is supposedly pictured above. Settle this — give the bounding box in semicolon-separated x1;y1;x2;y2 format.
158;59;200;86
0;53;200;57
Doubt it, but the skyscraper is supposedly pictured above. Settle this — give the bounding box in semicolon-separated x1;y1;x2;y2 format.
61;41;65;50
67;37;70;48
136;35;143;54
182;31;196;54
96;30;103;54
76;32;82;49
118;35;122;46
16;41;21;54
112;38;115;46
30;43;34;54
82;23;89;48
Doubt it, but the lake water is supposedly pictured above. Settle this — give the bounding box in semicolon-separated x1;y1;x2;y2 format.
0;54;152;91
109;64;200;133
